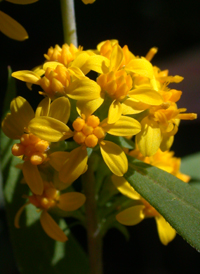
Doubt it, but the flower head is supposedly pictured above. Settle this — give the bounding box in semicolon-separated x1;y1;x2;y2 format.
14;181;86;242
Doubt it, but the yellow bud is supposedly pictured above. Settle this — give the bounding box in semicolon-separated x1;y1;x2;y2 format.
12;143;25;156
87;115;100;127
73;131;86;144
82;124;94;136
73;117;85;131
93;127;105;139
85;134;98;148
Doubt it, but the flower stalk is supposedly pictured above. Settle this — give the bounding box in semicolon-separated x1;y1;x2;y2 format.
82;164;103;274
60;0;78;46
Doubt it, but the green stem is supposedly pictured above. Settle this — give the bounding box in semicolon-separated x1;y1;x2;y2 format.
82;165;103;274
60;0;78;46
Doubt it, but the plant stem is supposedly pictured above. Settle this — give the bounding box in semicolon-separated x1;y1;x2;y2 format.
60;0;78;46
82;165;103;274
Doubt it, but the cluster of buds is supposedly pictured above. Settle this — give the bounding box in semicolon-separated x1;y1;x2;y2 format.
2;40;196;242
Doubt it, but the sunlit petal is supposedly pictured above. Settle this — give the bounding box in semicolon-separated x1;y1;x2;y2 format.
125;58;154;78
35;97;50;117
102;116;141;136
107;100;122;124
12;70;41;84
129;88;163;105
109;44;123;72
49;97;71;124
59;146;88;184
111;175;140;200
100;140;128;176
155;216;176;245
136;116;161;156
28;117;73;142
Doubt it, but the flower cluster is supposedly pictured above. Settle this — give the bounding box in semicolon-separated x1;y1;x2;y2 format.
2;40;196;241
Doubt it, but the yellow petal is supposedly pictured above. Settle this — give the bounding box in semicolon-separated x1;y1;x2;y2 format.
107;100;122;124
116;205;145;225
76;96;104;118
0;11;28;41
59;146;88;184
35;97;50;117
111;175;140;200
125;58;154;78
40;211;68;242
6;0;38;3
68;66;85;79
12;70;41;83
49;97;70;124
129;88;163;105
22;161;43;195
49;151;70;171
109;44;123;72
100;140;128;176
2;96;34;138
136;116;161;156
122;98;148;115
57;192;86;211
102;116;141;136
10;96;34;119
28;117;73;142
14;203;29;228
67;79;101;101
155;216;176;245
2;113;23;139
83;55;110;74
70;53;90;75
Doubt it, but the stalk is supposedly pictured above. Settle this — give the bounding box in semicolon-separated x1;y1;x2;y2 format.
82;165;103;274
60;0;78;46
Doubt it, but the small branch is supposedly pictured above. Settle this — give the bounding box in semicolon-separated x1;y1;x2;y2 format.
82;165;103;274
60;0;78;46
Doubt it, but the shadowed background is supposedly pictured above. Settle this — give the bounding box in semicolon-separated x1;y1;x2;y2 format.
0;0;200;273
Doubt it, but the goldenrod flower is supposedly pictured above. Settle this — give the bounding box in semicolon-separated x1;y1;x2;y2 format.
1;96;72;195
95;43;163;123
112;148;190;245
29;108;141;184
0;0;38;41
12;61;101;100
44;43;83;67
14;181;86;242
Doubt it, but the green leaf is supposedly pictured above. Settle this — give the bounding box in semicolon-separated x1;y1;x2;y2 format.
125;155;200;251
181;152;200;180
1;69;89;274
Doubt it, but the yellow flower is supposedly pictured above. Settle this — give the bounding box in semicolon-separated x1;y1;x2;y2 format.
44;43;83;67
0;0;38;41
14;181;86;242
29;107;141;184
1;96;72;195
112;148;190;245
12;61;101;100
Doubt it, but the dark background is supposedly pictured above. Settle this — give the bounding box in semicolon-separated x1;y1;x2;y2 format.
0;0;200;273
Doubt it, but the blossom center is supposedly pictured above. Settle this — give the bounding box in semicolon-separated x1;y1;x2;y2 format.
97;70;132;101
39;65;71;98
72;115;105;148
12;133;49;165
28;182;59;210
